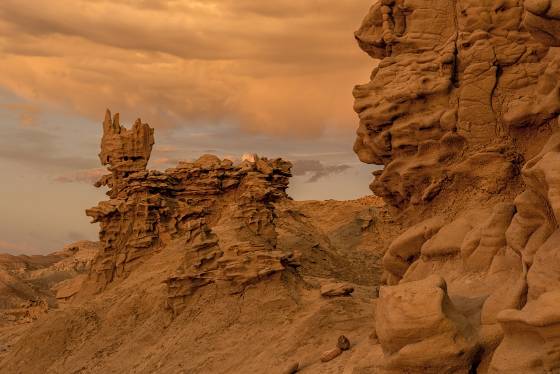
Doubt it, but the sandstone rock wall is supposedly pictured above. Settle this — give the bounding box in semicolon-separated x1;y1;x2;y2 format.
354;0;559;210
356;1;560;372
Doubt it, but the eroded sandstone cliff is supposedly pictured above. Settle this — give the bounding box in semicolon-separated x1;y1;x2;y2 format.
355;1;560;373
85;110;301;311
354;0;559;212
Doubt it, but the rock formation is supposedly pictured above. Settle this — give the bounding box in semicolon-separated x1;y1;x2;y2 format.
86;110;299;311
525;0;560;46
354;1;560;372
354;0;559;210
4;1;560;373
0;105;398;373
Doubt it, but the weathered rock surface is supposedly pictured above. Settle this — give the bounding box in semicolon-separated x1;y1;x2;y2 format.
491;290;560;373
354;0;558;210
524;0;560;46
368;126;560;373
85;111;298;313
356;0;560;372
376;275;478;374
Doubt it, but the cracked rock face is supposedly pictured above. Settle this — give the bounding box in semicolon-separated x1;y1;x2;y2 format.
354;0;559;208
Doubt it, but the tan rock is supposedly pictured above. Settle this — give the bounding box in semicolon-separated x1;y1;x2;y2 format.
353;0;555;209
524;0;560;46
54;275;87;300
382;216;446;284
86;110;298;311
490;290;560;373
193;154;222;169
527;231;560;302
320;283;354;297
375;275;478;373
0;241;99;324
320;347;342;362
461;203;516;272
353;1;560;371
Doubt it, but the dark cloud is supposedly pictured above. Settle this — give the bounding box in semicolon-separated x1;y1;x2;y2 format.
0;1;368;62
292;159;351;183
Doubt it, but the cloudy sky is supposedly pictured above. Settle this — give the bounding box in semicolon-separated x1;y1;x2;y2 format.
0;0;379;254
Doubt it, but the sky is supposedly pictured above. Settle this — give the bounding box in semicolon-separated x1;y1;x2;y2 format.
0;0;379;255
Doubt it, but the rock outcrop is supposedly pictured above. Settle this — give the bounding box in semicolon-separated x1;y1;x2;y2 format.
354;0;558;210
0;120;392;373
376;275;478;374
355;0;560;372
86;110;298;311
524;0;560;46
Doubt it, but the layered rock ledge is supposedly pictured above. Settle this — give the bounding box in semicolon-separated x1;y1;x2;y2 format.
86;110;297;311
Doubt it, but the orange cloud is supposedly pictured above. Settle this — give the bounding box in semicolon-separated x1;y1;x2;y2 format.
0;0;374;136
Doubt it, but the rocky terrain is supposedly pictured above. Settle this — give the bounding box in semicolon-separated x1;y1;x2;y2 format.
352;0;560;372
0;240;99;322
0;241;99;361
1;0;560;373
0;111;396;373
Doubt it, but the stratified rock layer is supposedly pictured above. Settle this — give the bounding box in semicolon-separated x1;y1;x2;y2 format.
86;110;297;311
